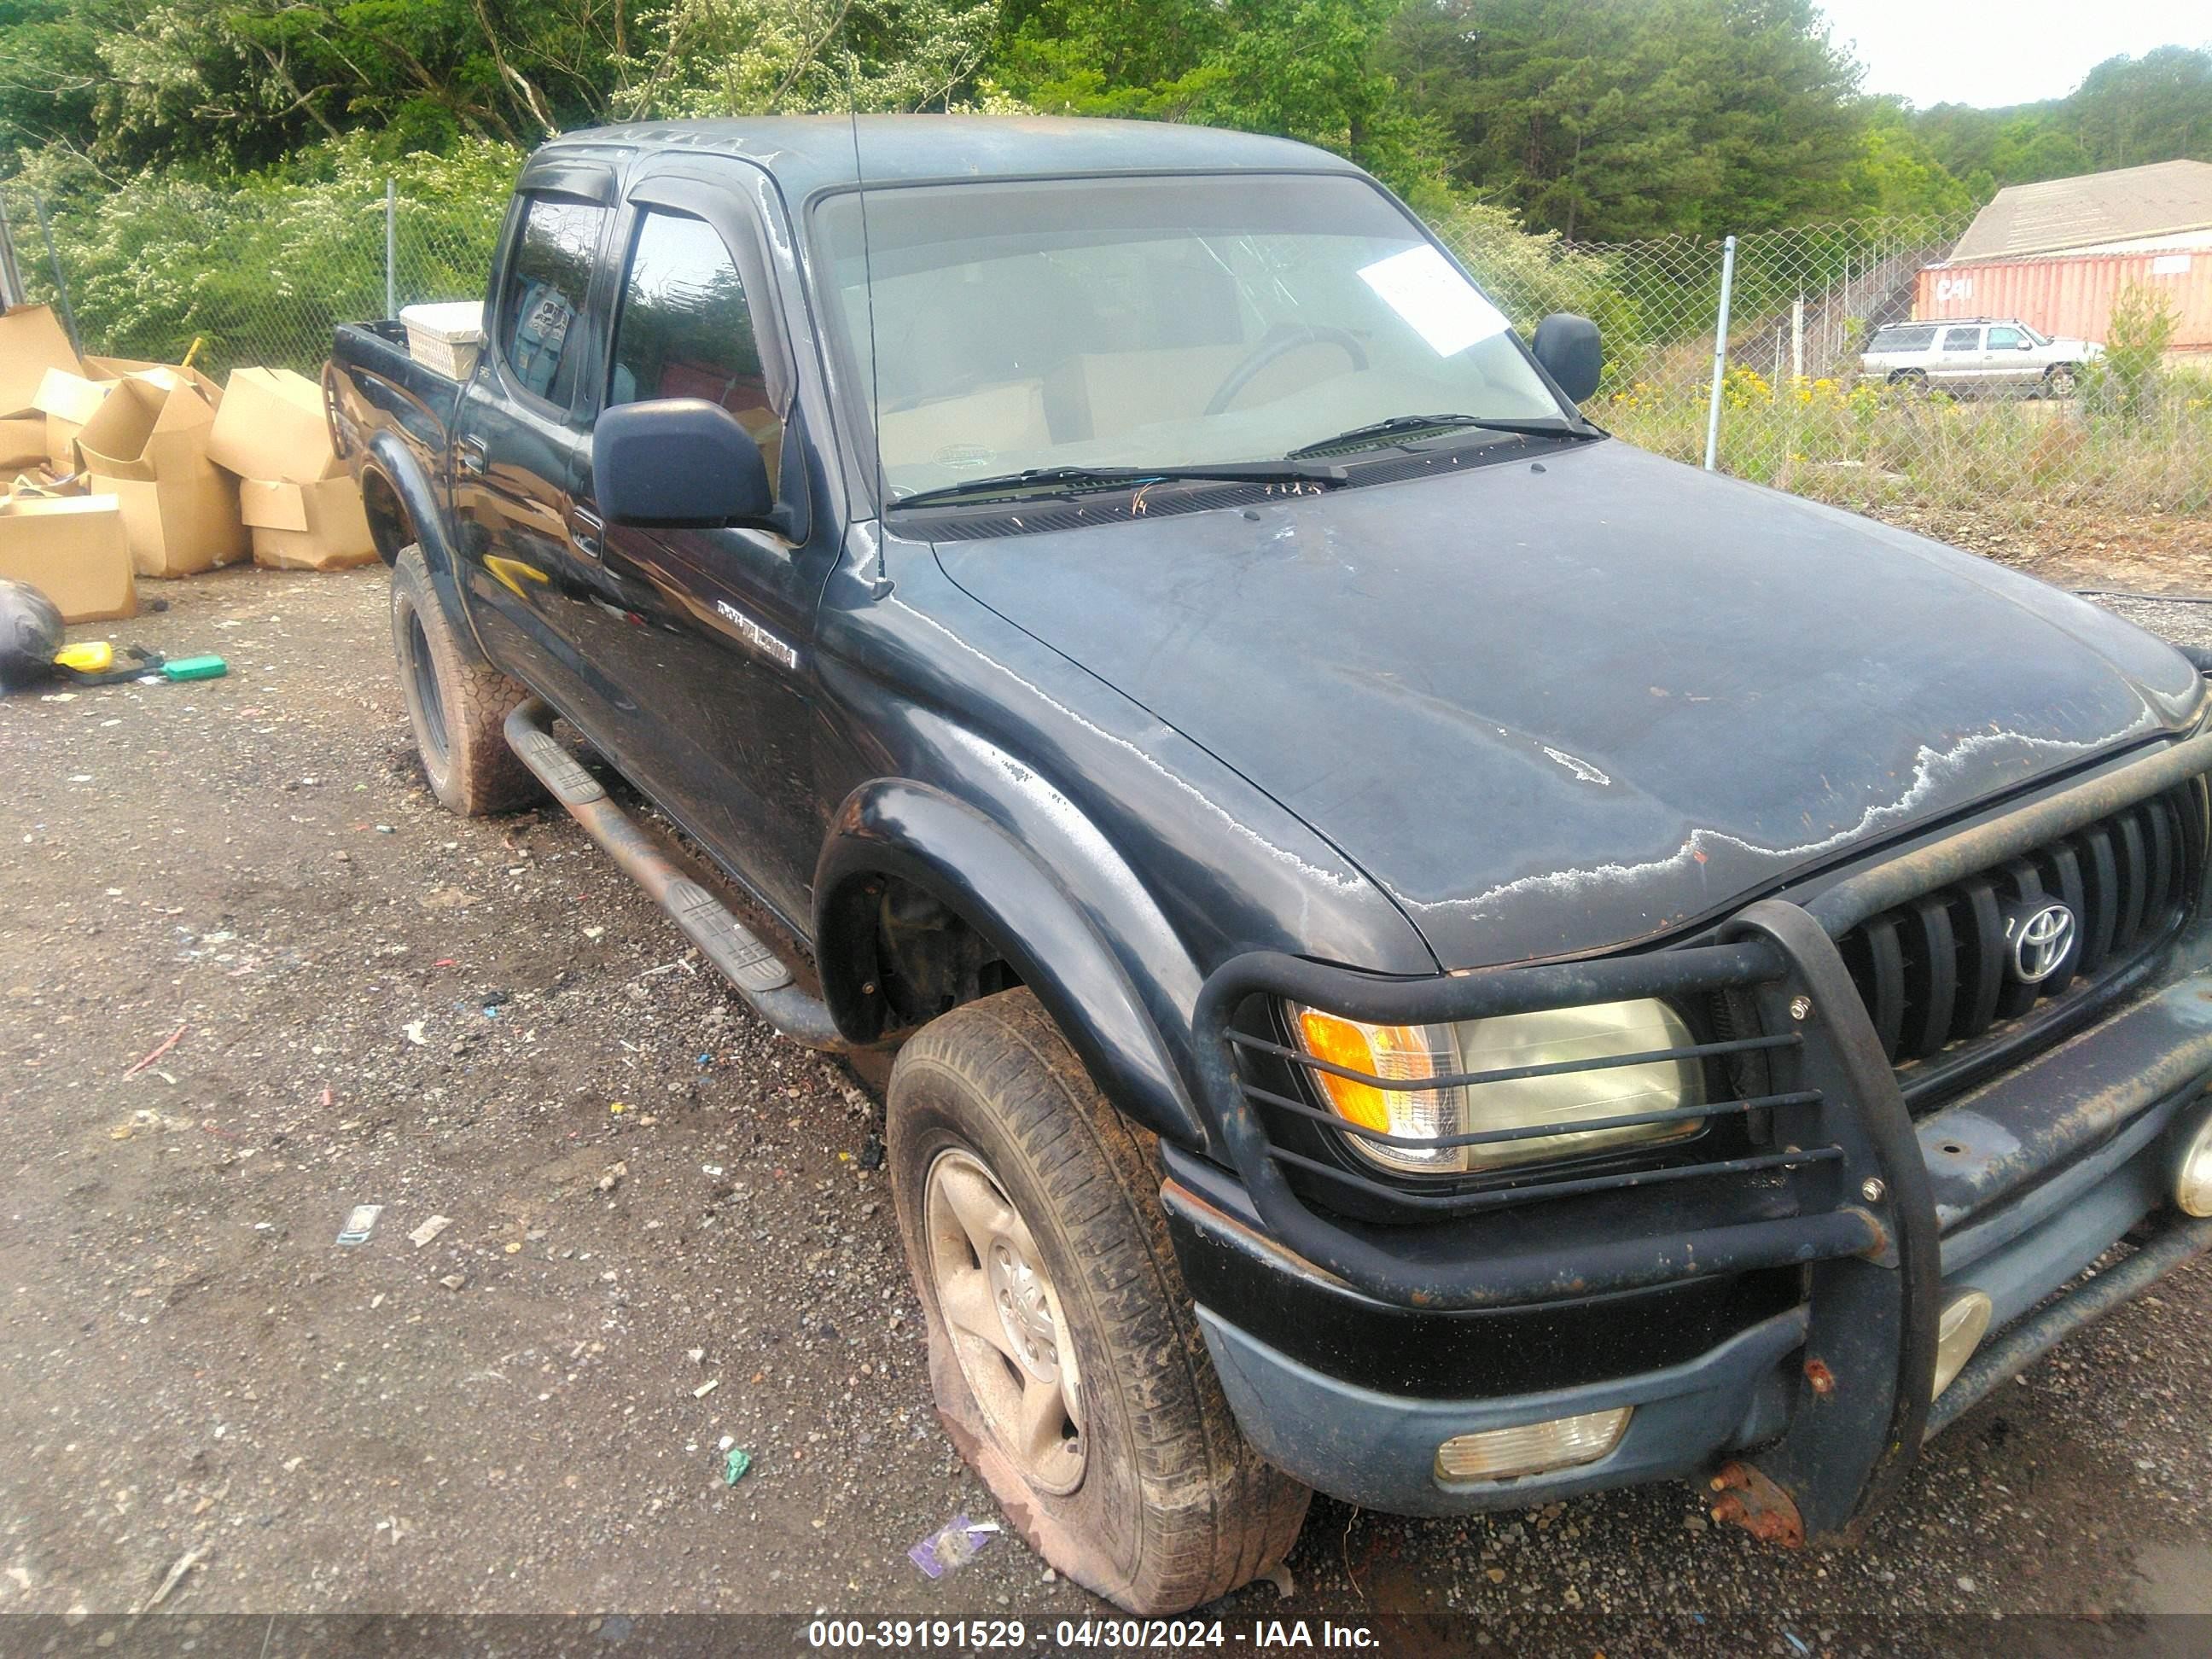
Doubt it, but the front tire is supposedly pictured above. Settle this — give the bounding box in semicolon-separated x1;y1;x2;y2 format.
2042;363;2078;398
888;990;1310;1612
390;544;539;816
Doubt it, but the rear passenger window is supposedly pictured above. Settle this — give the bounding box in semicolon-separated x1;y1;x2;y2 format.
1870;324;1936;352
1941;326;1982;352
500;195;608;407
609;210;782;488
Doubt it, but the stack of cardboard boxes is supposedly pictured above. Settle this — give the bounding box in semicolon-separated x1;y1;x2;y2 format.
0;305;135;623
0;302;374;626
207;369;375;573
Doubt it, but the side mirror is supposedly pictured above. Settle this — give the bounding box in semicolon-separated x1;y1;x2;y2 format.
594;398;775;529
2018;339;2034;350
1531;312;1602;405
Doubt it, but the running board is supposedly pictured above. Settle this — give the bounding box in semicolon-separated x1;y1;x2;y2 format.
504;700;847;1051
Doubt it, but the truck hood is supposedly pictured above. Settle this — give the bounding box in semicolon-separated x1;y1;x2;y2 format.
932;439;2204;968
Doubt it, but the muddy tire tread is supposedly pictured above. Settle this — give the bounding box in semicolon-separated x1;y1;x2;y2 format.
390;544;539;816
891;989;1308;1612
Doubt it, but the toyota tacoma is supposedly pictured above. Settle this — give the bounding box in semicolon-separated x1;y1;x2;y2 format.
328;116;2212;1612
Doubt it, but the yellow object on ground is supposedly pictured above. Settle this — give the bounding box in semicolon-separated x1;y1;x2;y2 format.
55;640;114;672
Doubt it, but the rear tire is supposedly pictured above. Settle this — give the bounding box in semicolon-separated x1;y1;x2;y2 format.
1888;369;1929;394
390;544;539;816
888;989;1310;1613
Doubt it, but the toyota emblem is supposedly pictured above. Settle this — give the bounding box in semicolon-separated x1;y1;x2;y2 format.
2007;901;2075;985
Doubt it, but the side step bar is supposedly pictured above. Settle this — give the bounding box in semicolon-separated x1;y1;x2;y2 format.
504;700;847;1051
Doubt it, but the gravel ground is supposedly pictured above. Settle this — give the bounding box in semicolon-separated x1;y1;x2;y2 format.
2;561;2209;1644
2084;592;2212;653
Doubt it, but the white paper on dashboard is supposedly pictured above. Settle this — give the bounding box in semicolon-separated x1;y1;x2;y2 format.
1357;245;1511;358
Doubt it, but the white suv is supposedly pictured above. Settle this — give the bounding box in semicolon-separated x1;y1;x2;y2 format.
1860;318;2101;397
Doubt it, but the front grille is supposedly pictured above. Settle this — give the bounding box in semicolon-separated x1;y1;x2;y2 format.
1837;779;2208;1071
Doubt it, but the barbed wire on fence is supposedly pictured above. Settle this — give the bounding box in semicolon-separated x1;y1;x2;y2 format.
7;177;2204;519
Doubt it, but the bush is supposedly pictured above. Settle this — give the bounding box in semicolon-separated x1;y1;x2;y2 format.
2083;282;2179;425
9;136;518;375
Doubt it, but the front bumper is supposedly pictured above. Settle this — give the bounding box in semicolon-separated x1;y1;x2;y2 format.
1169;1062;2212;1517
1177;731;2212;1534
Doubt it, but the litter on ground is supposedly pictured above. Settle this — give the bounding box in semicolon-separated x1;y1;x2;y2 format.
908;1515;1000;1580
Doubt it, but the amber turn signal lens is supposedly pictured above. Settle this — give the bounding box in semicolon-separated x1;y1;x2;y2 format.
1295;1009;1417;1134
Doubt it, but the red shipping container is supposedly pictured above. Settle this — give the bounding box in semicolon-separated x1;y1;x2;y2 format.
1916;247;2212;354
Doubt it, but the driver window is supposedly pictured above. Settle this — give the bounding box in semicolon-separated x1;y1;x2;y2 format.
608;209;782;490
1985;326;2024;350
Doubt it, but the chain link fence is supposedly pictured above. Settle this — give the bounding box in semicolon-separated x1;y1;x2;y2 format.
6;173;2205;520
1;177;504;381
1432;210;2212;519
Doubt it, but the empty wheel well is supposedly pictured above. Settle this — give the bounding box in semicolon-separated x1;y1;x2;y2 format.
822;873;1022;1043
362;469;412;564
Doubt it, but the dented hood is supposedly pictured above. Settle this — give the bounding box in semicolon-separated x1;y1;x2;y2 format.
933;440;2205;968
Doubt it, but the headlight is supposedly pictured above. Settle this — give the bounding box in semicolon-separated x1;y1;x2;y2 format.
1291;998;1706;1176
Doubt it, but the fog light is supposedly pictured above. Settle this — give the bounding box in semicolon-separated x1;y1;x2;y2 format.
1931;1289;1994;1400
1434;1407;1630;1483
2177;1111;2212;1219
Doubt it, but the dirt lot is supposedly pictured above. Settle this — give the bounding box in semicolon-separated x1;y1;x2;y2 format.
3;546;2210;1646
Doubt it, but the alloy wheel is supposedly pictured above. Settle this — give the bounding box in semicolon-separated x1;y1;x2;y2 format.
923;1146;1086;1493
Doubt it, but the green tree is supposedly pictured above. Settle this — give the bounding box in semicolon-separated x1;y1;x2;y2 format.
2072;46;2212;171
1389;0;1870;242
1847;103;1973;218
1911;46;2209;191
615;0;1010;118
995;0;1445;192
2088;282;2178;425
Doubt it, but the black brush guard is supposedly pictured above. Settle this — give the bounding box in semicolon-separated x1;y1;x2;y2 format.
1188;726;2212;1540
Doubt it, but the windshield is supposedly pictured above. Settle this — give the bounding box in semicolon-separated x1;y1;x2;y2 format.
2021;323;2052;346
812;172;1569;500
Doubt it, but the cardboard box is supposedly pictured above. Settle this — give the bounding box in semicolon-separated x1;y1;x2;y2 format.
33;366;109;471
76;372;246;576
0;305;80;417
209;367;338;483
0;415;45;469
0;492;136;622
32;358;200;473
238;474;375;570
96;472;246;579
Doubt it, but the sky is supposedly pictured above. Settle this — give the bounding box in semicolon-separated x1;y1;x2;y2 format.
1822;0;2210;109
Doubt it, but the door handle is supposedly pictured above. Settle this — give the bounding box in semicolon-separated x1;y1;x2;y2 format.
570;505;604;559
457;434;488;475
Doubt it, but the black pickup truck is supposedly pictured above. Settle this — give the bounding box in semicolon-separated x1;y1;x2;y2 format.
329;115;2212;1612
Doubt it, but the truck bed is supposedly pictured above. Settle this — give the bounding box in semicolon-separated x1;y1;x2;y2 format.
328;320;464;507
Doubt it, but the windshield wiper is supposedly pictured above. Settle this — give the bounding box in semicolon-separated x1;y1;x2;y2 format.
889;459;1348;511
1289;412;1593;457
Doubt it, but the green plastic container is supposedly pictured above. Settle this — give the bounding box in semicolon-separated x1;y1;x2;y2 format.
160;655;228;682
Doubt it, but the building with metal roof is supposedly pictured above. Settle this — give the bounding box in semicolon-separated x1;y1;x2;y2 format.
1950;159;2212;265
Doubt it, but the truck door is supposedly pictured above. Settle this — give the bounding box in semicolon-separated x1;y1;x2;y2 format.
450;162;620;723
566;161;838;938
